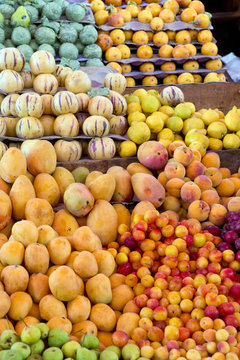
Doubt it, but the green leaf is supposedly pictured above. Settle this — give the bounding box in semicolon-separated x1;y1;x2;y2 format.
88;88;110;99
60;57;80;71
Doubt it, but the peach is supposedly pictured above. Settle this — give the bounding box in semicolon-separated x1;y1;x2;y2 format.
163;196;181;212
25;198;54;226
219;168;231;179
209;204;227;226
204;167;222;187
186;161;205;180
49;265;83;302
110;284;134;311
33;173;60;207
0;190;12;231
191;149;202;161
137;141;168;170
228;197;240;212
52;209;79;237
180;181;201;202
201;189;220;206
164;161;186;179
230;177;240;193
73;251;98;279
86;273;112;304
188;200;210;221
39;294;67;321
216;179;235;197
194;175;212;190
93;249;115;277
166;178;185;198
67;295;91;324
202;152;220;168
90;303;116;332
158;171;168;187
168;141;185;158
117;312;140;336
72;226;102;252
71;321;97;341
173;146;193;166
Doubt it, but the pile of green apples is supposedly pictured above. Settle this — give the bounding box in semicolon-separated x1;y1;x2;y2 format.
0;324;142;360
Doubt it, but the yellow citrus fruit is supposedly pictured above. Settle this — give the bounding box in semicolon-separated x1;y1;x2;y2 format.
127;103;142;114
157;128;174;142
128;111;146;125
146;112;165;133
201;109;219;125
119;140;137;157
126;77;135;86
127;122;151;144
133;88;148;101
141;95;160;113
182;117;205;135
158;139;171;149
207;121;227;139
159;105;174;117
223;134;240;149
166;116;183;132
208;138;223;150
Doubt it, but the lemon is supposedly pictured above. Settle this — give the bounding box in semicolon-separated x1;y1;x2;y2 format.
194;111;202;119
128;111;146;125
133;88;148;101
185;129;209;148
174;134;183;141
184;102;196;114
127;122;151;144
158;139;171;149
189;141;207;157
127;102;142;114
146;112;165;133
157;128;174;142
147;89;159;97
166;116;183;132
159;105;175;117
182;117;205;135
225;106;240;131
126;94;141;104
174;103;193;119
201;109;219;125
207;121;227;139
119;140;137;157
141;95;160;113
223;134;240;149
208;138;223;150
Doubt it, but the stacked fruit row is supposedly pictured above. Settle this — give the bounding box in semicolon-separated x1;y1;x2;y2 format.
91;0;227;86
1;137;240;359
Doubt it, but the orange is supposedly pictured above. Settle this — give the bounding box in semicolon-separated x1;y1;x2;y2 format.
137;45;153;59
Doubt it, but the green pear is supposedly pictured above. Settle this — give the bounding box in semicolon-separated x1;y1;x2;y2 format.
48;329;69;348
11;342;31;359
21;326;41;345
72;167;89;184
0;350;6;360
1;349;22;360
61;341;81;358
11;6;30;27
104;346;121;359
91;349;100;359
30;340;44;355
0;331;20;349
42;347;63;360
76;348;97;360
99;351;118;360
80;335;99;349
34;324;49;340
122;344;140;360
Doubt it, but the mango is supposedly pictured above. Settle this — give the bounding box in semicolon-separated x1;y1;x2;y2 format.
126;163;153;176
88;174;116;201
52;209;79;237
137;141;168;170
87;200;118;246
107;166;133;202
131;173;165;208
86;273;112;304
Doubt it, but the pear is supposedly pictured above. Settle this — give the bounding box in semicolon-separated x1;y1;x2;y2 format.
11;6;30;27
30;340;45;355
99;350;118;360
26;355;42;360
0;330;20;349
48;329;69;348
42;347;63;360
21;326;41;345
11;342;31;359
61;341;81;358
122;344;140;360
104;346;121;359
34;324;49;340
72;167;89;184
76;348;97;360
1;350;22;360
225;106;240;132
80;335;99;349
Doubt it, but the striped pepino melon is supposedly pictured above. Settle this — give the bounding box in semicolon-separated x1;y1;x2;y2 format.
108;90;127;116
88;96;113;119
0;48;25;72
104;73;126;94
88;137;116;160
82;116;110;137
15;93;44;118
52;91;79;115
1;94;20;117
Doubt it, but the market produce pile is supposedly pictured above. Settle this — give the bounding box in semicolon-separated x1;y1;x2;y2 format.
91;0;227;86
0;0;103;67
1;139;240;360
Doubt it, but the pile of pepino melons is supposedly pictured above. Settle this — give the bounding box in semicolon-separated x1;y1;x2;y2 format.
0;47;128;161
